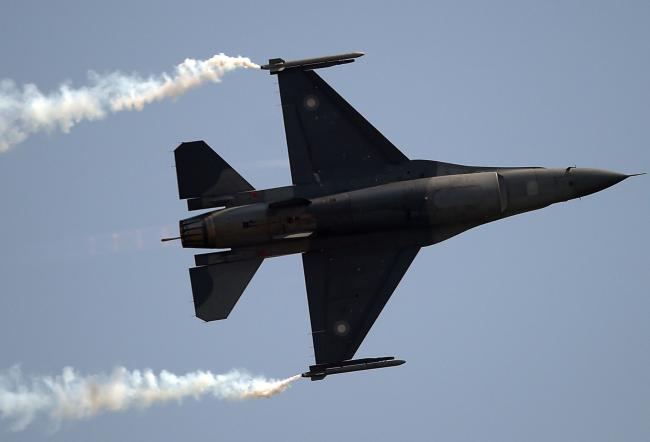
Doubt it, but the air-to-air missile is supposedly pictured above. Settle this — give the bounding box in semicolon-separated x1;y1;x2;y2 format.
168;52;641;380
301;357;405;381
261;52;364;73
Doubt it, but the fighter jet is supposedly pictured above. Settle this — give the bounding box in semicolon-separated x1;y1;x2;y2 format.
169;52;637;380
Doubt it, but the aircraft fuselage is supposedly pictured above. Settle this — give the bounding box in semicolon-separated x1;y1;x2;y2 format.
179;167;627;258
171;52;637;375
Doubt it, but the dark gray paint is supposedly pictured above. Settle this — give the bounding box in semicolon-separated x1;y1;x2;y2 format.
173;54;634;375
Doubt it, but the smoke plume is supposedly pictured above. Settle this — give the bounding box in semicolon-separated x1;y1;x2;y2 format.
0;53;259;151
0;366;300;431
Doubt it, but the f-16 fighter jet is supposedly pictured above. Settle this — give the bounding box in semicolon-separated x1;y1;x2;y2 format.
169;52;636;380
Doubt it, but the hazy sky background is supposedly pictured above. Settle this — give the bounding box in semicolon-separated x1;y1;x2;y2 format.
1;1;648;440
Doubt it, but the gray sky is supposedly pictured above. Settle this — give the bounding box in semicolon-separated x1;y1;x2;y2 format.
1;0;649;440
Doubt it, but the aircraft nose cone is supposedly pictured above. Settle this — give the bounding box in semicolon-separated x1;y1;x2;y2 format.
570;168;629;197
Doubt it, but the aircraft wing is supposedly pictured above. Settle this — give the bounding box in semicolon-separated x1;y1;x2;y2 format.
302;246;419;364
277;69;409;185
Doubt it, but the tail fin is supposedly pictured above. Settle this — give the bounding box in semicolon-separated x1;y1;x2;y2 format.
174;140;253;201
189;258;263;321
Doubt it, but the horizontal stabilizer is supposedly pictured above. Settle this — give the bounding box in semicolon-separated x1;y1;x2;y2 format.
174;140;254;200
189;258;263;321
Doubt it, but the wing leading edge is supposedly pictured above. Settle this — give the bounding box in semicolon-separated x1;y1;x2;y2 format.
302;246;419;364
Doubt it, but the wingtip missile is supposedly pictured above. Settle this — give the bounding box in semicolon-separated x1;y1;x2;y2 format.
301;356;405;381
261;52;365;74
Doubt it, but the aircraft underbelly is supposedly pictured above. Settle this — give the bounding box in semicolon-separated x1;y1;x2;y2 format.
426;172;505;224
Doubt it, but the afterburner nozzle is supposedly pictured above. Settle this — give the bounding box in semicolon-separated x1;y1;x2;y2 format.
179;213;210;248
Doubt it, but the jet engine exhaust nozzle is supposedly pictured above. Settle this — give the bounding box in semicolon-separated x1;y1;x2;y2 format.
179;214;210;249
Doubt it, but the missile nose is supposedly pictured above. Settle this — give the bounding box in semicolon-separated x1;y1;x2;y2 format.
569;168;629;198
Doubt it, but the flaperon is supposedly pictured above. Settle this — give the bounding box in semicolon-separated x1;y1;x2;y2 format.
169;52;637;380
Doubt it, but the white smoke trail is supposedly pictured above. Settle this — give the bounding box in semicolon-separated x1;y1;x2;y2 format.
0;366;300;431
0;53;259;151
